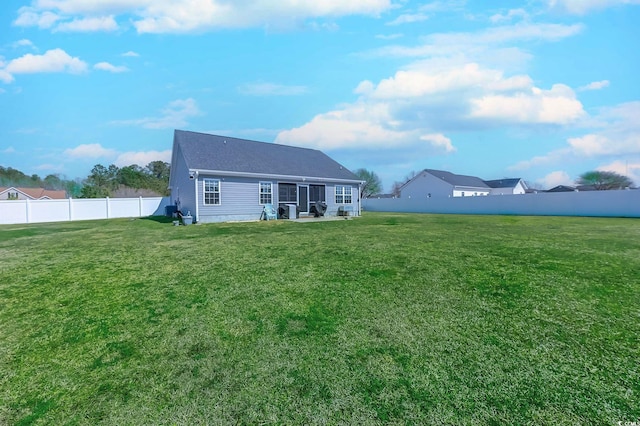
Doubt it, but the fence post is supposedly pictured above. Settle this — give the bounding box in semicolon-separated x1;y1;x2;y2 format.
25;198;31;224
68;197;73;221
139;196;143;217
106;197;110;219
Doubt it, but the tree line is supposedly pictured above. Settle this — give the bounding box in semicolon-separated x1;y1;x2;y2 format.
2;163;632;200
0;161;170;198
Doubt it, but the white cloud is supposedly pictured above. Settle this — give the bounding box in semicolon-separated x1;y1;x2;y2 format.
386;13;429;25
14;0;393;33
547;0;640;15
115;150;172;167
111;98;202;129
510;102;640;172
578;80;610;91
0;70;14;84
370;22;583;62
4;48;88;76
419;0;467;13
122;51;140;57
363;63;532;100
13;39;37;49
489;8;528;23
238;82;308;96
94;62;129;73
276;102;425;151
2;146;17;154
64;143;117;159
569;102;640;156
470;84;585;125
14;7;61;28
62;143;171;171
54;15;118;32
509;148;572;171
597;160;640;186
420;133;456;152
278;54;587;168
538;171;573;188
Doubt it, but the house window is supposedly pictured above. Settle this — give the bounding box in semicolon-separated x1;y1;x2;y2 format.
309;185;326;203
203;179;220;205
278;183;297;203
335;185;352;204
8;191;19;200
259;182;272;205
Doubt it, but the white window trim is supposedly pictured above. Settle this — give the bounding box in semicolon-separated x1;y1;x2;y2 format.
335;185;352;204
259;181;273;205
203;178;221;205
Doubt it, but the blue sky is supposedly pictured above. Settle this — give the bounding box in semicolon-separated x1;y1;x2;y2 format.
1;0;639;191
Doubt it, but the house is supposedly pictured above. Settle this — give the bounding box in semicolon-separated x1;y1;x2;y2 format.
546;185;577;193
0;186;67;200
168;130;362;223
399;169;491;198
547;184;597;192
483;178;528;195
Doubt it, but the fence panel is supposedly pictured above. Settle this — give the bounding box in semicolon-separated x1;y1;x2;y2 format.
1;200;28;224
109;198;142;218
0;197;171;225
362;190;640;218
29;199;70;223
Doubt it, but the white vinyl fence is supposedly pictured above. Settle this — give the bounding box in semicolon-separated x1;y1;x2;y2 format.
0;196;171;225
362;189;640;218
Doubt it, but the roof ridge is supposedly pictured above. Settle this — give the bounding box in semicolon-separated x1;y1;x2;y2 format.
175;129;322;153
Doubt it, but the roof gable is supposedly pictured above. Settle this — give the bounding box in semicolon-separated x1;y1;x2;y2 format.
423;169;490;188
483;178;524;189
174;130;359;181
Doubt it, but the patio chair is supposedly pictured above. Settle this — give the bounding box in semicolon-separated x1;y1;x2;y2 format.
262;203;277;220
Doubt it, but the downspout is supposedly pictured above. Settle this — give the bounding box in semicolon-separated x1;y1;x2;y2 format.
193;170;199;222
359;181;364;216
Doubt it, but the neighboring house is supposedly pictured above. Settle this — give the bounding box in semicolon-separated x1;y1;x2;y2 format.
0;186;67;200
547;184;597;192
168;130;362;223
399;169;491;198
547;185;577;193
483;178;528;195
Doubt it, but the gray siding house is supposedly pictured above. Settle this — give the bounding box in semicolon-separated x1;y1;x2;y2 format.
168;130;362;223
399;169;491;198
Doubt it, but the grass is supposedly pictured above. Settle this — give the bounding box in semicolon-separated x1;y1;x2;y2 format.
0;212;639;425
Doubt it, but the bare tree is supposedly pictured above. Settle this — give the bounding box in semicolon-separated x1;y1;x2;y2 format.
354;168;383;198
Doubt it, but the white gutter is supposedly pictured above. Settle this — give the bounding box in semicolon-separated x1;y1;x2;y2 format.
190;168;362;184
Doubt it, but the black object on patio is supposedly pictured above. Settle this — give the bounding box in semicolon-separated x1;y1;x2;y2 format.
310;201;327;217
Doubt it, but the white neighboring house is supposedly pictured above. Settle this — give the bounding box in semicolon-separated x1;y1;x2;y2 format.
0;186;67;200
399;169;491;198
483;178;528;195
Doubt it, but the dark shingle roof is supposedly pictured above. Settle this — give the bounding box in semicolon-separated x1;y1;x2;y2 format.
483;178;523;188
546;185;577;192
174;130;359;181
424;169;490;188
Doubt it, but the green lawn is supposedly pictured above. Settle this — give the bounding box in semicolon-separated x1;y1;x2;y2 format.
1;213;639;425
